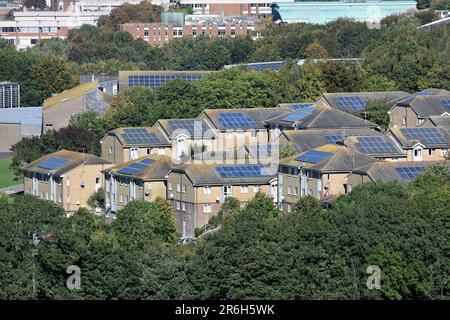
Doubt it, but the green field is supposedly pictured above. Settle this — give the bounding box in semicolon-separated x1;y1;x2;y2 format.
0;157;18;189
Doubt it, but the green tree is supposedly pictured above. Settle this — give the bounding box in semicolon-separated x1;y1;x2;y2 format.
295;61;326;102
359;74;398;91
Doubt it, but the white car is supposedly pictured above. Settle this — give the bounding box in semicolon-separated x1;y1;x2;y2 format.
177;236;197;245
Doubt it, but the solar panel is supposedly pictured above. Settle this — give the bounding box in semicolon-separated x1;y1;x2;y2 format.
325;135;345;144
168;119;206;136
121;128;159;144
281;107;315;122
218;112;256;128
396;166;425;179
290;103;315;109
400;128;447;145
118;158;155;175
37;157;70;170
215;165;272;178
415;91;431;96
246;61;284;72
295;150;333;164
336;96;367;111
128;74;207;89
355;136;399;154
441;100;450;110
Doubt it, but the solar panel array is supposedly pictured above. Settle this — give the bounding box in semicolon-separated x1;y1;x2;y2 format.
37;157;70;170
215;165;271;178
325;135;346;144
281;106;315;122
168;119;206;136
118;158;155;175
355;136;399;154
218;112;257;128
121;128;159;144
290;103;315;109
441;100;450;110
128;74;206;89
336;96;367;111
400;128;447;145
415;91;432;96
295;150;333;164
395;166;425;179
245;61;285;72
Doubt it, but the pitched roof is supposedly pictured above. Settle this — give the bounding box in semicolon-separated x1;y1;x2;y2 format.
280;144;377;173
320;91;409;110
43;81;99;110
266;104;380;129
388;127;449;148
352;160;450;185
103;127;171;147
393;95;450;118
343;135;405;158
23;150;111;176
201;108;292;130
105;155;171;181
155;118;215;139
0;107;42;124
171;163;277;186
283;128;382;153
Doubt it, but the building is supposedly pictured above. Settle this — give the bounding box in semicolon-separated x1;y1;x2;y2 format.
100;127;172;164
103;155;172;215
79;74;119;96
43;81;111;132
47;0;170;12
0;10;105;49
121;14;263;47
342;135;406;161
179;0;290;17
347;160;450;187
315;91;409;113
118;70;212;91
388;90;450;128
271;1;417;25
0;107;42;153
386;127;449;161
277;144;377;212
167;163;278;236
23;150;112;212
0;82;20;108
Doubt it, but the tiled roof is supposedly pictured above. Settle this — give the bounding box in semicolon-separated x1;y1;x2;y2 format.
105;155;171;181
104;127;171;147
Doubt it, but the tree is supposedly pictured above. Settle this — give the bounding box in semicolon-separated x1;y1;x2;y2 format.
295;61;326;102
304;42;329;59
417;64;450;91
359;74;398;91
87;188;105;211
349;100;392;128
319;61;359;93
23;0;47;9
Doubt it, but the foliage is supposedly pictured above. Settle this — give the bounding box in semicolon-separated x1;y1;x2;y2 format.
87;188;105;210
349;100;392;128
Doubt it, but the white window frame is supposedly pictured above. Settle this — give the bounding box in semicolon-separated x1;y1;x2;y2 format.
203;204;212;213
204;186;211;195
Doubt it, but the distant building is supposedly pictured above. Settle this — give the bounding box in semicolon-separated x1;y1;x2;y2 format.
121;13;263;47
0;107;42;153
118;70;213;91
0;82;20;108
23;150;112;213
43;81;111;132
271;1;418;25
79;74;119;96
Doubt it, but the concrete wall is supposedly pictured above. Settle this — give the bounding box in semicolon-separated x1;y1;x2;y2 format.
43;95;85;132
0;123;22;153
389;106;422;128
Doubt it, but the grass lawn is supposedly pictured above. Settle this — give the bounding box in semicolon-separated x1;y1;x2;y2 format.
0;157;18;189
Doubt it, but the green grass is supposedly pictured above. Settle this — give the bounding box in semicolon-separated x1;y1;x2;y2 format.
0;157;18;189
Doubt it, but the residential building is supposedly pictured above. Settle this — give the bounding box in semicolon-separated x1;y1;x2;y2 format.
23;150;112;213
347;160;450;187
0;107;42;153
386;127;449;161
103;155;172;215
47;0;170;12
43;81;111;132
167;163;278;236
79;74;119;96
118;70;212;91
342;135;406;161
315;91;409;113
278;144;377;212
178;0;287;17
271;1;417;25
100;127;172;164
0;82;20;108
121;14;263;47
388;90;450;128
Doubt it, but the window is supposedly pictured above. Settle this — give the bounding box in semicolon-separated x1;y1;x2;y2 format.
108;146;113;155
428;149;435;156
218;29;225;36
66;178;70;187
251;130;257;138
168;182;172;191
293;187;298;196
231;29;236;36
45;192;49;200
59;195;62;203
67;195;71;203
119;194;123;203
241;185;248;193
204;186;211;195
96;177;100;184
144;30;149;37
225;132;232;140
182;184;186;193
1;27;15;33
176;201;181;210
147;148;151;155
288;185;292;195
203;204;212;213
254;185;261;193
402;116;407;125
287;204;292;213
181;202;186;212
192;29;197;36
176;184;181;192
158;148;165;155
31;39;38;45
